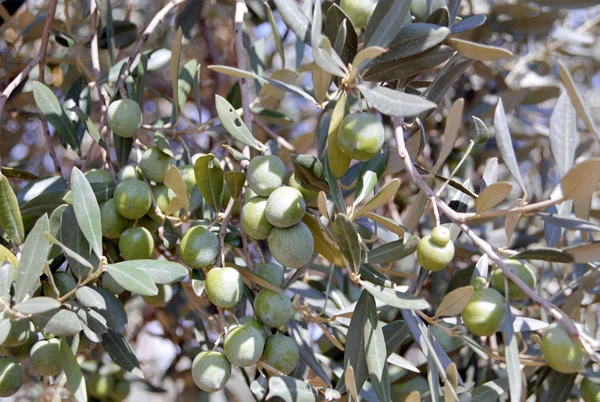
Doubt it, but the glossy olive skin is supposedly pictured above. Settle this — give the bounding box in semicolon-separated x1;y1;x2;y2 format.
239;317;266;341
30;339;62;376
101;272;125;295
5;330;37;360
205;267;244;308
260;334;299;375
223;324;265;367
142;284;173;307
581;377;600;402
254;262;285;288
191;351;232;392
180;164;196;194
152;184;174;215
139;147;175;183
100;199;131;239
87;373;115;399
119;227;154;260
266;186;306;228
340;0;378;28
0;314;32;347
288;173;318;204
242;197;273;240
461;288;506;337
417;226;455;272
247;155;286;197
541;322;589;373
337;112;385;161
113;179;152;219
107;99;142;138
118;164;142;181
180;226;219;269
0;357;23;397
268;222;314;269
490;259;536;300
254;289;293;328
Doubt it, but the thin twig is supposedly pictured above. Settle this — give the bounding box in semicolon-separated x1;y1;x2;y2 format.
217;198;236;267
254;119;296;151
234;0;252;130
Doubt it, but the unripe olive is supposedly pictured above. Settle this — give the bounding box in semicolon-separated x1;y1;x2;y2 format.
223;324;265;367
1;314;32;347
180;165;196;194
113;179;152;219
139;147;175;183
107;99;142;138
118;164;142;181
244;187;259;203
417;226;455;272
490;259;536;300
110;379;131;400
87;373;115;399
254;289;293;328
265;187;306;228
288;173;318;205
581;377;600;402
101;272;125;295
152;184;175;215
268;222;314;269
260;334;299;375
254;262;285;288
247;155;286;197
118;227;154;261
180;226;219;269
242;197;273;240
30;338;62;376
84;169;113;185
340;0;378;29
142;284;173;307
337;112;384;161
0;356;23;397
205;267;244;308
239;317;266;342
391;376;429;402
541;322;589;373
100;199;131;239
191;351;231;392
461;288;506;337
6;330;37;360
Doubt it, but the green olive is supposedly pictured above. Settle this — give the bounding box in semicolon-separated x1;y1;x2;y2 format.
87;373;115;399
205;267;244;308
100;199;131;239
5;330;37;360
265;186;306;228
84;169;113;185
490;259;536;300
223;324;265;367
247;155;286;197
139;147;175;183
242;197;273;240
581;377;600;402
337;112;384;161
30;338;62;376
288;173;318;205
239;317;266;342
113;179;152;219
410;0;445;21
541;321;589;373
461;288;506;337
142;284;173;307
268;222;314;269
254;289;293;328
118;227;154;260
180;225;219;269
180;165;196;194
0;356;23;397
340;0;378;29
260;334;299;375
110;379;131;400
191;351;231;392
417;227;455;272
107;99;142;138
118;164;142;181
152;184;175;215
101;272;125;295
0;314;33;347
254;262;285;288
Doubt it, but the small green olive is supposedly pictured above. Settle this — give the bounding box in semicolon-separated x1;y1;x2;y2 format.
142;284;173;307
242;197;273;240
87;373;115;399
180;165;196;194
191;351;231;392
110;379;131;400
113;179;152;219
118;164;142;181
254;262;285;288
107;99;142;138
152;184;175;215
337;112;385;161
416;227;455;272
0;314;32;347
239;317;266;342
100;198;131;239
0;356;23;397
288;173;318;204
260;334;299;375
6;330;37;360
254;289;293;328
541;321;589;373
118;227;154;260
180;226;219;269
581;377;600;402
223;324;265;367
205;267;244;308
268;222;314;269
490;259;536;300
30;339;62;376
101;272;125;295
461;288;506;337
266;186;306;228
139;147;175;183
247;155;286;197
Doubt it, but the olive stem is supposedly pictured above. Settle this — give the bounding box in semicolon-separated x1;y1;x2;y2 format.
435;140;475;197
217;197;236;267
459;197;565;221
430;196;440;227
392;117;595;352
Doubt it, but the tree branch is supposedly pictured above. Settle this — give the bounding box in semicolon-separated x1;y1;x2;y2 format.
234;0;252;130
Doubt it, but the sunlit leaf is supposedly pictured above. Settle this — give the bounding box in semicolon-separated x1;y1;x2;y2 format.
494;99;526;195
60;338;87;402
476;182;513;213
0;173;24;244
14;214;50;303
194;154;224;212
445;38;513;61
70;167;103;258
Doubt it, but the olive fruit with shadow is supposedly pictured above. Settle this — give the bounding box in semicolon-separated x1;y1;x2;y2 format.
266;186;306;228
191;351;231;392
417;226;455;272
242;197;273;240
260;334;299;375
107;99;142;138
239;317;266;341
102;272;125;295
119;227;154;260
87;373;115;399
139;147;175;183
337;112;384;161
490;259;536;300
142;284;173;307
247;155;286;197
268;222;314;269
205;267;244;308
461;288;506;337
255;262;285;288
113;179;152;219
223;324;265;367
30;338;62;376
254;289;293;328
180;226;219;269
288;173;318;204
100;199;131;239
0;356;23;397
6;330;37;360
110;379;131;401
0;314;32;347
118;164;142;181
541;321;589;373
581;377;600;402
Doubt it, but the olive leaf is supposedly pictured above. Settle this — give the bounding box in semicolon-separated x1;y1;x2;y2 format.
327;92;351;178
333;214;362;275
0;173;24;244
194;154;224;213
476;182;513;213
215;95;263;150
290;154;329;192
60;338;87;402
558;61;598;142
354;179;401;218
164;165;190;214
434;286;474;318
357;84;437;118
494;99;527;196
14;214;50;303
445;37;513;61
559;159;600;203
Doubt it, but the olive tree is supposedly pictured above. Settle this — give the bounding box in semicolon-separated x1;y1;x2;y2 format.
0;0;599;400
